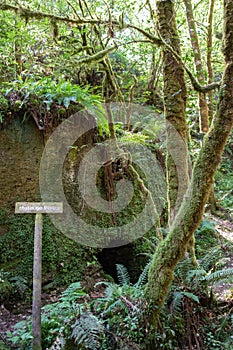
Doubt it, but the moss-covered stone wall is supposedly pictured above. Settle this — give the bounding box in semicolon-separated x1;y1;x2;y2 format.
0;118;44;208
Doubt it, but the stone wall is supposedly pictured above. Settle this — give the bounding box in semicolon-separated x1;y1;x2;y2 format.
0;113;97;210
0;118;44;209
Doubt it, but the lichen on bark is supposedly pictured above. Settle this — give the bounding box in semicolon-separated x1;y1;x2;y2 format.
156;0;190;225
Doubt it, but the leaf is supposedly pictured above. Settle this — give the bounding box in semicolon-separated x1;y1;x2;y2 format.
203;268;233;282
116;264;131;286
63;96;71;108
44;100;53;111
134;259;151;288
182;291;199;304
69;95;77;102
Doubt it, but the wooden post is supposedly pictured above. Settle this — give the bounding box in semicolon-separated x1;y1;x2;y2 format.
15;202;63;350
32;213;42;350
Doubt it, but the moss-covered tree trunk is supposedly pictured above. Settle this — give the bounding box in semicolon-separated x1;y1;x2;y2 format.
206;0;217;212
146;0;233;328
207;0;215;122
157;0;190;225
183;0;209;133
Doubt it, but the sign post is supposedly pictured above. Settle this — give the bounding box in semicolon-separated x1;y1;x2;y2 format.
15;202;63;350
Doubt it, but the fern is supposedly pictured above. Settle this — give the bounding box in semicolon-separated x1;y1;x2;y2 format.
182;291;200;303
186;268;207;281
175;257;197;281
200;246;224;270
60;281;86;301
95;281;131;316
104;298;129;316
49;334;66;350
72;312;105;350
134;259;151;288
203;268;233;282
171;291;184;314
171;291;199;315
116;264;131;286
116;260;152;289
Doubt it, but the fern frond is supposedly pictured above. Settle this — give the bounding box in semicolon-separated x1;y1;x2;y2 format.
200;246;223;270
95;281;113;289
104;298;127;315
171;290;199;315
175;258;196;281
134;259;151;288
203;268;233;282
171;291;183;314
72;311;105;350
60;282;86;302
186;269;207;284
182;291;200;304
116;264;131;286
49;334;66;350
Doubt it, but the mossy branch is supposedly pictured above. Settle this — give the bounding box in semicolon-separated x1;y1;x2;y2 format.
146;0;233;325
0;3;101;25
71;46;93;56
127;25;220;93
126;75;138;129
128;164;162;241
157;32;221;92
1;2;220;92
127;24;162;46
78;45;117;65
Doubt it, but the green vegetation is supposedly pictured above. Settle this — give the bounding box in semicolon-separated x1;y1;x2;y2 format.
0;209;95;297
0;0;232;349
215;132;233;213
7;231;233;349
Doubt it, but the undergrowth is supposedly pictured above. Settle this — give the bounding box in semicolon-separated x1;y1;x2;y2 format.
0;209;95;301
3;218;233;349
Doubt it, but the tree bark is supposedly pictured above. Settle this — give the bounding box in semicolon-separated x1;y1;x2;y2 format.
183;0;209;133
157;0;190;226
207;0;215;121
206;0;217;211
14;19;22;77
146;0;233;328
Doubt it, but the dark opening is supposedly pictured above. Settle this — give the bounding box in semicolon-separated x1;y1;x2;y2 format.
97;240;145;284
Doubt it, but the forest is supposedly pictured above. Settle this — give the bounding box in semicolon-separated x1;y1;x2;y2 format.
0;0;232;349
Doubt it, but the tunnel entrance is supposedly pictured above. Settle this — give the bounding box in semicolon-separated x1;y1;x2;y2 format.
97;240;146;284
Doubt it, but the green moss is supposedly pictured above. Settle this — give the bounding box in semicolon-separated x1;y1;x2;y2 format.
0;209;94;290
65;162;150;234
0;278;12;303
68;147;78;162
0;94;8;111
195;219;219;258
0;94;9;122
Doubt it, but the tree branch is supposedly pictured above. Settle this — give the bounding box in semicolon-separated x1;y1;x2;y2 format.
157;31;221;92
0;3;101;25
0;2;220;92
127;23;220;92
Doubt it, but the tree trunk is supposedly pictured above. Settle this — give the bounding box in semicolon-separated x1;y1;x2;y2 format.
146;0;233;329
183;0;209;133
207;0;215;122
206;0;217;212
14;19;22;76
157;0;190;226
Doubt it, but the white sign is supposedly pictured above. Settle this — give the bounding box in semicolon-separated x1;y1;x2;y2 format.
15;202;63;214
